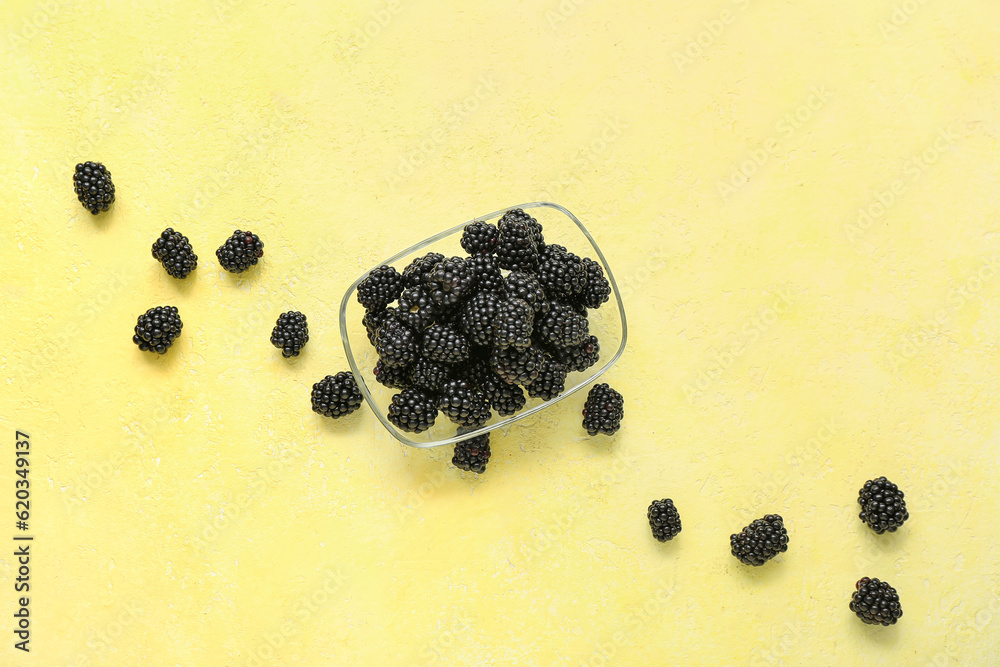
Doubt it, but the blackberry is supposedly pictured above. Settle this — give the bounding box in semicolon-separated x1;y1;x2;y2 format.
73;161;115;214
494;298;534;351
537;302;589;348
582;383;624;436
730;514;789;566
374;359;412;389
410;357;452;394
490;346;545;386
438;379;492;428
395;284;437;331
216;230;264;273
479;371;527;415
495;211;539;272
459;291;500;347
132;306;182;354
270;311;309;358
426;256;475;307
460;221;499;255
422;324;471;364
850;578;903;626
504;271;548;314
577;258;611;309
647;499;682;542
387;388;438;433
502;208;544;247
402;252;445;288
374;316;419;368
551;335;600;373
356;265;404;310
858;477;910;534
526;355;566;401
537;244;586;300
151;228;198;279
311;372;363;418
467;254;505;295
363;308;391;346
452;433;491;474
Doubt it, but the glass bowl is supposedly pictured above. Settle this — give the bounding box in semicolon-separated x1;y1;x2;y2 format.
339;202;627;448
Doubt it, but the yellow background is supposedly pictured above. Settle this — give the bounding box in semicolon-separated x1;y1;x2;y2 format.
2;0;999;664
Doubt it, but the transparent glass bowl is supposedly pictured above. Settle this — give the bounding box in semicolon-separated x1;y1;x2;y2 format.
339;202;627;448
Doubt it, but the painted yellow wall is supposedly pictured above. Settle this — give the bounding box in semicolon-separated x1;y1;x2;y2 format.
2;0;999;664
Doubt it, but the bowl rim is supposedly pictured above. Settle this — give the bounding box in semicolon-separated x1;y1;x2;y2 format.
339;201;628;448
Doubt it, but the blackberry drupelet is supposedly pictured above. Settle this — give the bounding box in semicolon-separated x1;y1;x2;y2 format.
356;265;404;310
374;359;412;389
216;230;264;273
537;244;586;300
426;256;475;307
577;257;611;309
151;228;198;279
452;433;491;473
460;221;499;255
467;254;505;295
402;252;445;287
496;211;539;272
438;379;492;428
479;371;527;415
459;291;500;347
858;477;910;534
395;284;437;331
537;302;589;348
387;388;438;433
422;323;471;364
551;335;600;373
526;355;566;401
730;514;789;566
494;298;534;351
502;208;544;247
850;578;903;626
73;161;115;214
270;311;309;358
374;316;419;368
310;372;362;419
132;306;182;354
410;357;452;394
363;308;391;346
490;345;545;386
648;499;682;542
504;271;548;314
582;383;624;435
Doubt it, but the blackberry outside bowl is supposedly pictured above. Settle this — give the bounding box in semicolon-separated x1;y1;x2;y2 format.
339;202;627;448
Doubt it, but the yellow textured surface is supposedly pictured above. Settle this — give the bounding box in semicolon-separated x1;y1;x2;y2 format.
2;0;1000;664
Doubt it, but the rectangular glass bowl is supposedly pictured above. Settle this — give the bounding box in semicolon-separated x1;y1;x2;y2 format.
339;202;627;448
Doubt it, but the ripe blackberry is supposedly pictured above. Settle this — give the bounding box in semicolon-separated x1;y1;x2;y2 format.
363;308;391;346
452;433;491;474
387;388;438;433
502;207;544;246
496;211;539;272
460;221;499;255
357;265;404;310
311;372;363;419
132;306;182;354
426;256;475;307
582;383;624;435
459;291;500;347
73;161;115;214
410;357;452;394
422;324;471;364
479;371;527;415
438;379;492;428
537;244;586;300
374;316;419;368
526;355;566;401
858;477;910;534
216;230;264;273
730;514;789;566
850;578;903;626
402;252;445;288
504;271;548;313
537;302;589;348
494;298;534;351
491;345;545;386
577;258;611;309
270;311;309;358
648;499;682;542
151;228;198;279
395;284;437;331
551;335;600;373
374;359;412;389
467;254;505;295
